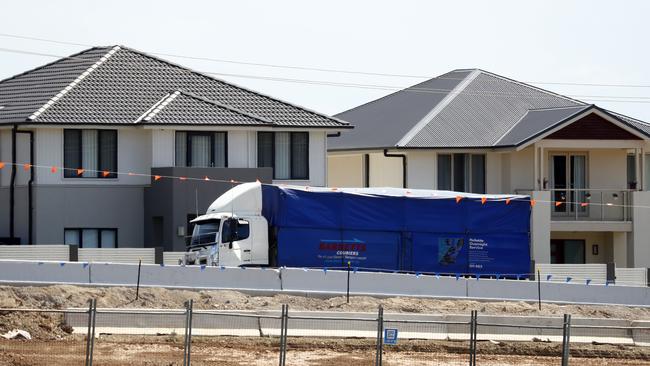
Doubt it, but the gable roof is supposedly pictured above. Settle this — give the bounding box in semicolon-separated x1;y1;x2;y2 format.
0;46;350;129
330;69;650;150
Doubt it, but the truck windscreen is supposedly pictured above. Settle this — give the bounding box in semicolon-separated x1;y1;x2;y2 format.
190;219;220;247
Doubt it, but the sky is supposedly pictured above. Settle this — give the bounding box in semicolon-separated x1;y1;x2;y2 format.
1;0;649;121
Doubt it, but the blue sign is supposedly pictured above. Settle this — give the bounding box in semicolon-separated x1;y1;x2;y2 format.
384;328;398;345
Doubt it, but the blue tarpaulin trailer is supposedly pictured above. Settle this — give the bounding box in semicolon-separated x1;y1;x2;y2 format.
261;185;531;276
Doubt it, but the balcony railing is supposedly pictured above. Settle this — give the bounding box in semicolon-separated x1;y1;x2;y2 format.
515;189;633;222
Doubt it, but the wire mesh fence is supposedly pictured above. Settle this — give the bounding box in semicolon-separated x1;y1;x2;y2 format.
0;308;90;366
2;300;650;365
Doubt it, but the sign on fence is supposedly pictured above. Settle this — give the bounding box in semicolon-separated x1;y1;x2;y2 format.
384;328;398;345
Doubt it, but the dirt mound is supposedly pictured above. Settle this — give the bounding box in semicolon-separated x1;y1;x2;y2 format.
1;285;649;321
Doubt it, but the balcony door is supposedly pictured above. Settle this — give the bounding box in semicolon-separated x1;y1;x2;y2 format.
549;153;587;216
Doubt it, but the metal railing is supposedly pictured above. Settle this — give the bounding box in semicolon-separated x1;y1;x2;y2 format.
515;188;633;221
2;301;650;365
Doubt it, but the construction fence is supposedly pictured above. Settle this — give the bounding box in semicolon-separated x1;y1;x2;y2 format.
1;301;650;366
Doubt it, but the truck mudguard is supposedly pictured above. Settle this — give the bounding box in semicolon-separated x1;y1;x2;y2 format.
261;185;531;276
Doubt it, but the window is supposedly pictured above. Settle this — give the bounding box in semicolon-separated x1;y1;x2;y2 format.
64;229;117;248
627;154;637;189
175;131;227;167
221;218;250;243
190;218;220;247
64;129;117;178
437;153;485;193
257;132;309;180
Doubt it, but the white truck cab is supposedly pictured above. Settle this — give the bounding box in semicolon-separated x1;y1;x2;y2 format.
186;183;269;267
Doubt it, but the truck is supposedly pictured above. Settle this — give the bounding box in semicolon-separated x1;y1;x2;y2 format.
186;182;531;276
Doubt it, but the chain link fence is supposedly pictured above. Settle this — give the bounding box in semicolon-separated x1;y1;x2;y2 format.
1;300;650;365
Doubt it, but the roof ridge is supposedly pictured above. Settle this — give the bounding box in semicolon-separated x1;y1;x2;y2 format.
526;105;592;112
0;46;107;86
137;91;176;123
492;105;592;146
116;46;348;127
27;46;121;121
334;70;467;117
178;90;274;124
474;69;587;106
396;69;481;146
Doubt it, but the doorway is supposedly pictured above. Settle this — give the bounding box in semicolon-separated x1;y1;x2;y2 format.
550;153;587;216
550;239;586;264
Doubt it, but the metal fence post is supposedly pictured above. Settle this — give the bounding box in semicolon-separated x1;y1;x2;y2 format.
561;314;572;366
375;305;384;366
469;310;477;366
183;299;194;366
279;304;288;366
84;298;97;366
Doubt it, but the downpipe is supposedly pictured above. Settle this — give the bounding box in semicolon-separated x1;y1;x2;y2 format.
383;149;407;188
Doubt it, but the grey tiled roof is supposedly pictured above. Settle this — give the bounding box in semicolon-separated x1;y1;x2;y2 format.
0;46;349;129
330;69;650;150
494;105;590;147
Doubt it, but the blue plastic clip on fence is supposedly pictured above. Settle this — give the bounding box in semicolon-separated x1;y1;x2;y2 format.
83;263;89;269
586;278;592;285
496;274;501;280
200;265;206;271
302;267;308;272
59;262;65;267
435;273;440;279
516;274;522;280
353;267;358;274
220;266;226;271
415;272;421;278
566;277;572;283
323;267;328;273
38;262;43;265
475;274;480;281
547;274;553;281
455;273;460;281
159;263;165;267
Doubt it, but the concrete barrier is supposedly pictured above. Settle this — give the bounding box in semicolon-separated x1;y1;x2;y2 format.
0;260;649;307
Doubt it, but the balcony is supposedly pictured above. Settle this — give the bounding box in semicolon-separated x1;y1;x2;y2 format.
547;189;632;222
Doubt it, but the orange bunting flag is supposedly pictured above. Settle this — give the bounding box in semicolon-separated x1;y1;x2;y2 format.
23;163;31;171
76;168;85;176
204;176;210;181
456;196;463;204
505;198;511;205
580;202;589;207
50;166;58;173
154;175;161;181
481;197;487;205
555;201;563;207
331;187;338;191
102;171;110;177
179;176;187;181
0;162;5;169
530;199;536;207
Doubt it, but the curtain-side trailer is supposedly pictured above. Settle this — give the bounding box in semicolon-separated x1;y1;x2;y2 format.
186;182;531;276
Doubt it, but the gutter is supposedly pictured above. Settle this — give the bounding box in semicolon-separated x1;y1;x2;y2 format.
383;149;407;188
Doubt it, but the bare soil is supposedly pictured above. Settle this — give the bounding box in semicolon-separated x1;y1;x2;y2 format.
1;285;649;365
1;336;650;366
1;284;649;320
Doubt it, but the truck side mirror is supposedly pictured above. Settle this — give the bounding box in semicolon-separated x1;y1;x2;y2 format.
228;218;238;249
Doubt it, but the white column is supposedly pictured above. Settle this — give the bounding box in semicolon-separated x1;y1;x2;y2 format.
612;232;628;268
531;190;551;264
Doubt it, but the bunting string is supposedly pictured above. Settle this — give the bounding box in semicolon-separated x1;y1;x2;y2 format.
0;161;648;209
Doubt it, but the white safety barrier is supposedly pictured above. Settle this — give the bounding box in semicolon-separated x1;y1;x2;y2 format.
163;252;187;266
0;261;648;307
616;268;648;287
537;264;607;285
0;245;70;262
79;248;156;264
